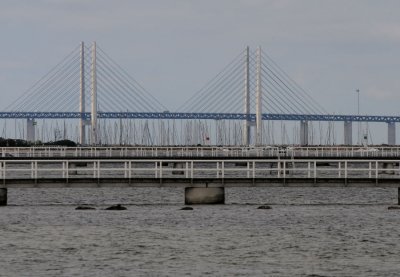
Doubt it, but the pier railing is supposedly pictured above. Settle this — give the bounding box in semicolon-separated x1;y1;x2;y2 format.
1;159;399;182
2;146;400;158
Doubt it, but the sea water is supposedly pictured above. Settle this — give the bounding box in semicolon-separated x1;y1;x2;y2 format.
0;187;400;277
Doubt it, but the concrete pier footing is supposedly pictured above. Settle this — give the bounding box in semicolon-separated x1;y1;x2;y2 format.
185;187;225;204
300;121;308;146
388;122;396;145
26;118;35;142
398;187;400;205
0;188;7;206
344;121;352;145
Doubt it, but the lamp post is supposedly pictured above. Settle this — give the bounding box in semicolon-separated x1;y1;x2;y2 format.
356;89;360;145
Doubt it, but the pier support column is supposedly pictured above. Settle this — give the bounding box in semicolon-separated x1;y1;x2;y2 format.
300;121;308;146
0;188;7;206
26;118;35;142
388;122;396;145
398;187;400;205
344;121;352;145
185;187;225;204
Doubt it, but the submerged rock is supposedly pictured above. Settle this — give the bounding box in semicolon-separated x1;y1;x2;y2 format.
180;207;194;210
105;204;127;210
388;206;400;210
75;205;96;210
257;205;272;210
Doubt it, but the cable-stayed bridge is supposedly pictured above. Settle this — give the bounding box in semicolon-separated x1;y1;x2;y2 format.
1;42;398;146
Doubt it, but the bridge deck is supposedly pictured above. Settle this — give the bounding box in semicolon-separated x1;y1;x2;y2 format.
1;111;400;123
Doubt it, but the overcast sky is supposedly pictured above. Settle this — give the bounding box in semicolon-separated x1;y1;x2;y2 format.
1;0;400;117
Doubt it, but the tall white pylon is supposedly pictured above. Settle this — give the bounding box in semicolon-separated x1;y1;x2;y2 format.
243;46;251;146
255;46;262;145
79;41;86;145
91;42;98;145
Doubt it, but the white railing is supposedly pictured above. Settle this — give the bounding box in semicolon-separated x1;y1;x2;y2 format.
0;146;274;158
1;146;400;158
0;159;399;181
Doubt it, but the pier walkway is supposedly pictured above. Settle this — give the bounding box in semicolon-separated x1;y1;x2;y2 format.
2;152;400;205
2;146;400;159
1;158;400;188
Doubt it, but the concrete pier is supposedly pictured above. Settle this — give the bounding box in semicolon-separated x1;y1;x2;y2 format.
185;187;225;204
388;122;396;145
344;121;352;145
0;188;7;206
300;121;308;146
26;118;35;142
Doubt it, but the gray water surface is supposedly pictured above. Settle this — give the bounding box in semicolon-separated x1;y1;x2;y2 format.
1;188;400;277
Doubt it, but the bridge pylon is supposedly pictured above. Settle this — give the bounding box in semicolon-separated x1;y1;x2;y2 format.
255;46;263;146
243;46;251;146
79;42;86;145
90;42;98;145
242;46;263;146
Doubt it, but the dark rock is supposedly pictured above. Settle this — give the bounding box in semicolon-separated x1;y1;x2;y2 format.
75;205;96;210
180;207;193;210
105;204;127;210
257;205;272;209
388;206;400;210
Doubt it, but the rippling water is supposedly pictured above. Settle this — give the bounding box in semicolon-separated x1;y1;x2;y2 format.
1;188;400;276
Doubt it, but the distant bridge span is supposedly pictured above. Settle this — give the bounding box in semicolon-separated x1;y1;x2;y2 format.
2;43;398;145
0;112;399;123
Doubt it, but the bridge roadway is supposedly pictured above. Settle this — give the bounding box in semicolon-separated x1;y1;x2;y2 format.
1;111;400;123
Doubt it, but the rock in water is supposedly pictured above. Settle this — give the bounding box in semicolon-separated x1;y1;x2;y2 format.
180;207;194;210
257;205;272;209
105;204;127;210
75;205;96;210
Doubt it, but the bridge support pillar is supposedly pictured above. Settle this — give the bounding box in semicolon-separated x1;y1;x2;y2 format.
398;187;400;205
185;187;225;205
388;122;396;145
300;121;308;146
344;121;352;145
26;118;35;142
0;188;7;206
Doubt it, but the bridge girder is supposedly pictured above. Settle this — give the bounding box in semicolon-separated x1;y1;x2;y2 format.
0;112;399;123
